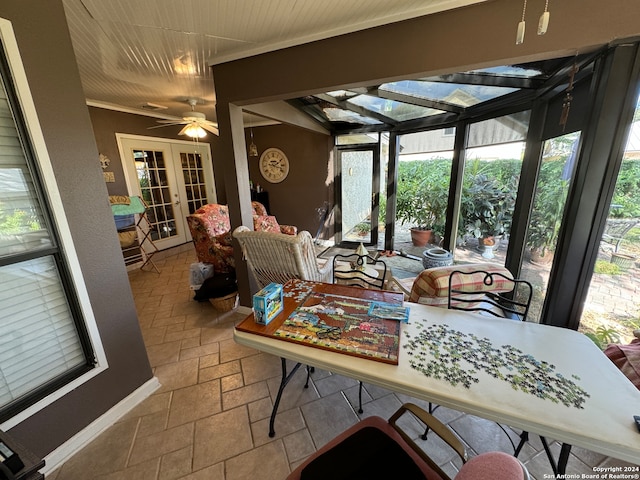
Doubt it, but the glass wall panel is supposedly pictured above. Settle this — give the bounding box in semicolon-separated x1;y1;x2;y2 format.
520;132;580;323
393;129;454;276
454;112;530;265
580;101;640;346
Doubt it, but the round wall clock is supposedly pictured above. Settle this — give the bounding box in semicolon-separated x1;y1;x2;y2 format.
259;147;290;183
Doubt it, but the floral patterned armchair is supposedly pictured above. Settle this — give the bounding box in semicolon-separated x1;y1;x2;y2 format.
187;201;297;274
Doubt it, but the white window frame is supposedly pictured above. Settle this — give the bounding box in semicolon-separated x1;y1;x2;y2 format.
0;17;107;430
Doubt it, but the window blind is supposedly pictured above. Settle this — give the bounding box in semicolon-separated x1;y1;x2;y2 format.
0;45;88;417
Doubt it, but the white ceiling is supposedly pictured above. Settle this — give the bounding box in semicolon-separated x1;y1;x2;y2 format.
61;0;490;124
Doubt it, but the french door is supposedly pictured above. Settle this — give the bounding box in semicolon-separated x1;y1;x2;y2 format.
336;145;381;247
118;135;216;250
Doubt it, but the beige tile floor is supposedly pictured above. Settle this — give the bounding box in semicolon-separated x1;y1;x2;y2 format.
48;248;637;480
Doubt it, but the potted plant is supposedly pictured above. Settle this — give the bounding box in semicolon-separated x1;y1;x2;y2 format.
396;172;448;246
462;173;516;250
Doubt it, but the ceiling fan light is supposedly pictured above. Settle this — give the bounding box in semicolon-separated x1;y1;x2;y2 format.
183;123;207;138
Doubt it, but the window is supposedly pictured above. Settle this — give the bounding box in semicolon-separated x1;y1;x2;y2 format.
0;20;96;423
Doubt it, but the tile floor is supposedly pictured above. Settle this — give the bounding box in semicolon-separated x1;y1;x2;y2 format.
47;248;636;479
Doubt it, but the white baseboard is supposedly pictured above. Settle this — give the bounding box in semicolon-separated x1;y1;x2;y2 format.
41;376;161;475
236;305;252;315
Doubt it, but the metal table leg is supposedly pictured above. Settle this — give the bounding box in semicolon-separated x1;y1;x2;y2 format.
515;431;572;475
269;358;303;437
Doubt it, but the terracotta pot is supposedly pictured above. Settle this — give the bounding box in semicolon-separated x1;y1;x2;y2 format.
410;228;433;247
529;248;554;265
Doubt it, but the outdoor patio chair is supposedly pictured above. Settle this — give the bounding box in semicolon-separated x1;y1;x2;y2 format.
286;403;530;480
332;252;388;290
447;268;533;322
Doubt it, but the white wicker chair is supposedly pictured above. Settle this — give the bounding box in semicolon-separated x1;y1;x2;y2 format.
233;226;333;288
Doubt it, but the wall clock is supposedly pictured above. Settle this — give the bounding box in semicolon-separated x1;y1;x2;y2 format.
259;148;290;183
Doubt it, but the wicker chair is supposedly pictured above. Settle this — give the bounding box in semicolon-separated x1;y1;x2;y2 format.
233;226;332;288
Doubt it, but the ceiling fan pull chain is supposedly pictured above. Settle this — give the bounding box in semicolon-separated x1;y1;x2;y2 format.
516;0;527;45
538;0;550;35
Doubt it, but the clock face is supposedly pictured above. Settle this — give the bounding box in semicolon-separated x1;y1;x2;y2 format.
259;148;290;183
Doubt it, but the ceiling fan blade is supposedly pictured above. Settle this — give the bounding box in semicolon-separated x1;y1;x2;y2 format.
147;123;183;130
200;123;219;135
156;119;187;125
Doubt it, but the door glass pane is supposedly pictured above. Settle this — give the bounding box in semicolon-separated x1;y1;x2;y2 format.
521;132;579;323
454;112;530;265
341;151;373;243
580;108;640;346
180;151;207;214
134;149;177;241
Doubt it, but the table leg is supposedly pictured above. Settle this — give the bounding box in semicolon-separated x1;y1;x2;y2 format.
269;358;303;437
516;432;572;476
557;443;572;476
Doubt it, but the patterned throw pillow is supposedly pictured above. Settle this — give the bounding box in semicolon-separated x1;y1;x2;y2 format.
253;215;281;233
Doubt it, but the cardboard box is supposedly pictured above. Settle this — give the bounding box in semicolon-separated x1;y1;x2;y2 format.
253;283;283;325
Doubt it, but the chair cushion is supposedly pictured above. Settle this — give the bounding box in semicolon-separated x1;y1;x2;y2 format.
410;263;513;303
253;215;281;233
300;425;427;480
287;416;443;480
455;452;525;480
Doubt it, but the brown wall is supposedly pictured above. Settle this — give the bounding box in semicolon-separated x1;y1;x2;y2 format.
89;108;333;238
89;107;221;198
246;124;333;235
0;1;153;457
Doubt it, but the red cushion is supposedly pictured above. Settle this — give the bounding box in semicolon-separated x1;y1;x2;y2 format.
253;215;281;233
604;340;640;389
455;452;525;480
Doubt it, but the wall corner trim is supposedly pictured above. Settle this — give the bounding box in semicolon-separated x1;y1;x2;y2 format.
41;377;161;475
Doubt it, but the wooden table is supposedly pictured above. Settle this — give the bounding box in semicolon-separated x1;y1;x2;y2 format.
234;280;640;473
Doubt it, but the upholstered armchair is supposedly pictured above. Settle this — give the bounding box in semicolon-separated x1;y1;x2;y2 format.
186;201;297;274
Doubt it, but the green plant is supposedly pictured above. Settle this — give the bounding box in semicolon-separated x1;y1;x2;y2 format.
353;222;371;235
585;325;622;350
462;172;517;239
594;260;621;275
396;159;450;238
0;208;41;235
527;160;570;256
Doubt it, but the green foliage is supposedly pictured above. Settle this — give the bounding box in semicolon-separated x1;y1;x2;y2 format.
0;208;41;235
594;260;621;275
460;169;517;238
584;326;622;350
611;160;640;218
396;159;450;238
526;159;570;255
395;154;640;250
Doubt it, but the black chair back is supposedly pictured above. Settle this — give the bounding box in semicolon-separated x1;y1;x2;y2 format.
447;269;533;321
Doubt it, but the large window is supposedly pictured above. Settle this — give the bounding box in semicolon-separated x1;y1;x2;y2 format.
454;112;530;265
520;132;579;323
580;97;640;346
0;23;95;423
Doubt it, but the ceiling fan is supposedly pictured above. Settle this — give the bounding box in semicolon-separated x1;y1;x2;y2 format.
150;99;219;137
